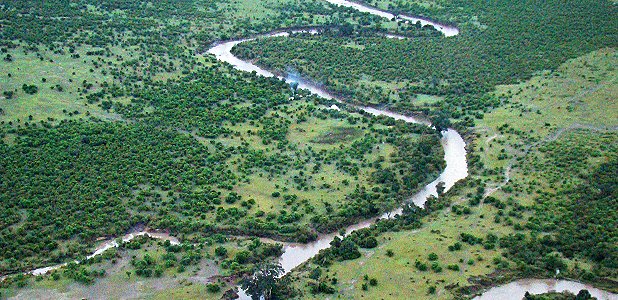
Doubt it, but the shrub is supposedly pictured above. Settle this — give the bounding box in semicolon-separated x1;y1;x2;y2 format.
215;246;227;257
428;286;436;294
369;278;378;286
207;283;221;293
22;84;38;94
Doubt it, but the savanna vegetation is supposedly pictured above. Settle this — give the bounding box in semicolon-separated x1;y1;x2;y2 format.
282;48;617;299
0;3;451;297
233;0;617;120
1;0;616;298
0;58;445;276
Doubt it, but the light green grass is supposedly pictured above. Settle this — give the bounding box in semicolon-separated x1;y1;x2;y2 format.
0;46;117;122
0;42;203;123
296;204;511;299
476;47;617;200
231;111;397;216
484;48;617;135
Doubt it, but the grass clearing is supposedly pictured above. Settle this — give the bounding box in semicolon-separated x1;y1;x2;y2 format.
476;47;617;201
0;46;115;122
232;111;398;216
293;204;512;299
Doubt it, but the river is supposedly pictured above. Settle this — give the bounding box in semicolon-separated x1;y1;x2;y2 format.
208;27;469;279
474;279;618;300
208;2;470;298
209;1;616;299
7;1;616;299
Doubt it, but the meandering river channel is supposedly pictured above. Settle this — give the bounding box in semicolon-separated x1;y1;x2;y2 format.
210;1;617;299
7;1;616;299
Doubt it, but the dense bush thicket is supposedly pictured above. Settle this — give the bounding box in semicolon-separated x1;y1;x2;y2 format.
0;60;444;274
233;0;617;118
499;158;617;277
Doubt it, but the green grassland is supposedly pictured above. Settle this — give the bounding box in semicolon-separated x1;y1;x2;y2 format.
0;46;114;122
1;0;616;299
223;109;401;217
286;48;618;299
0;0;392;124
477;48;617;200
0;0;446;280
290;204;511;299
0;60;445;283
233;0;617;120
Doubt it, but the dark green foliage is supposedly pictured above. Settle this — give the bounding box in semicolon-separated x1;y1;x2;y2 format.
331;237;361;261
500;158;618;274
460;232;483;245
0;0;377;50
241;262;287;300
21;84;38;95
369;278;377;286
63;262;104;284
431;262;442;273
427;285;436;294
2;91;13;99
215;246;228;257
313;236;361;266
348;228;378;249
309;280;336;294
415;260;428;271
206;283;221;293
523;289;594;300
554;160;618;269
448;242;462;251
132;254;155;277
235;250;251;264
234;0;617;118
576;290;593;300
358;236;378;249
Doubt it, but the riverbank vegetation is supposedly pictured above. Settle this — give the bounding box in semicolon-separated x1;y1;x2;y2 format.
233;0;617;120
1;0;616;298
0;62;444;277
0;0;450;285
281;48;617;299
0;0;397;124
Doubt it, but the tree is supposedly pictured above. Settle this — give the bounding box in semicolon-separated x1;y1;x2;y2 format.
339;23;354;36
22;84;38;95
241;262;285;300
290;82;299;94
575;289;592;300
429;111;450;135
436;181;446;197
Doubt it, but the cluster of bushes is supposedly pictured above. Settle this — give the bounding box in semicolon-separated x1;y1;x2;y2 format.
234;0;616;121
